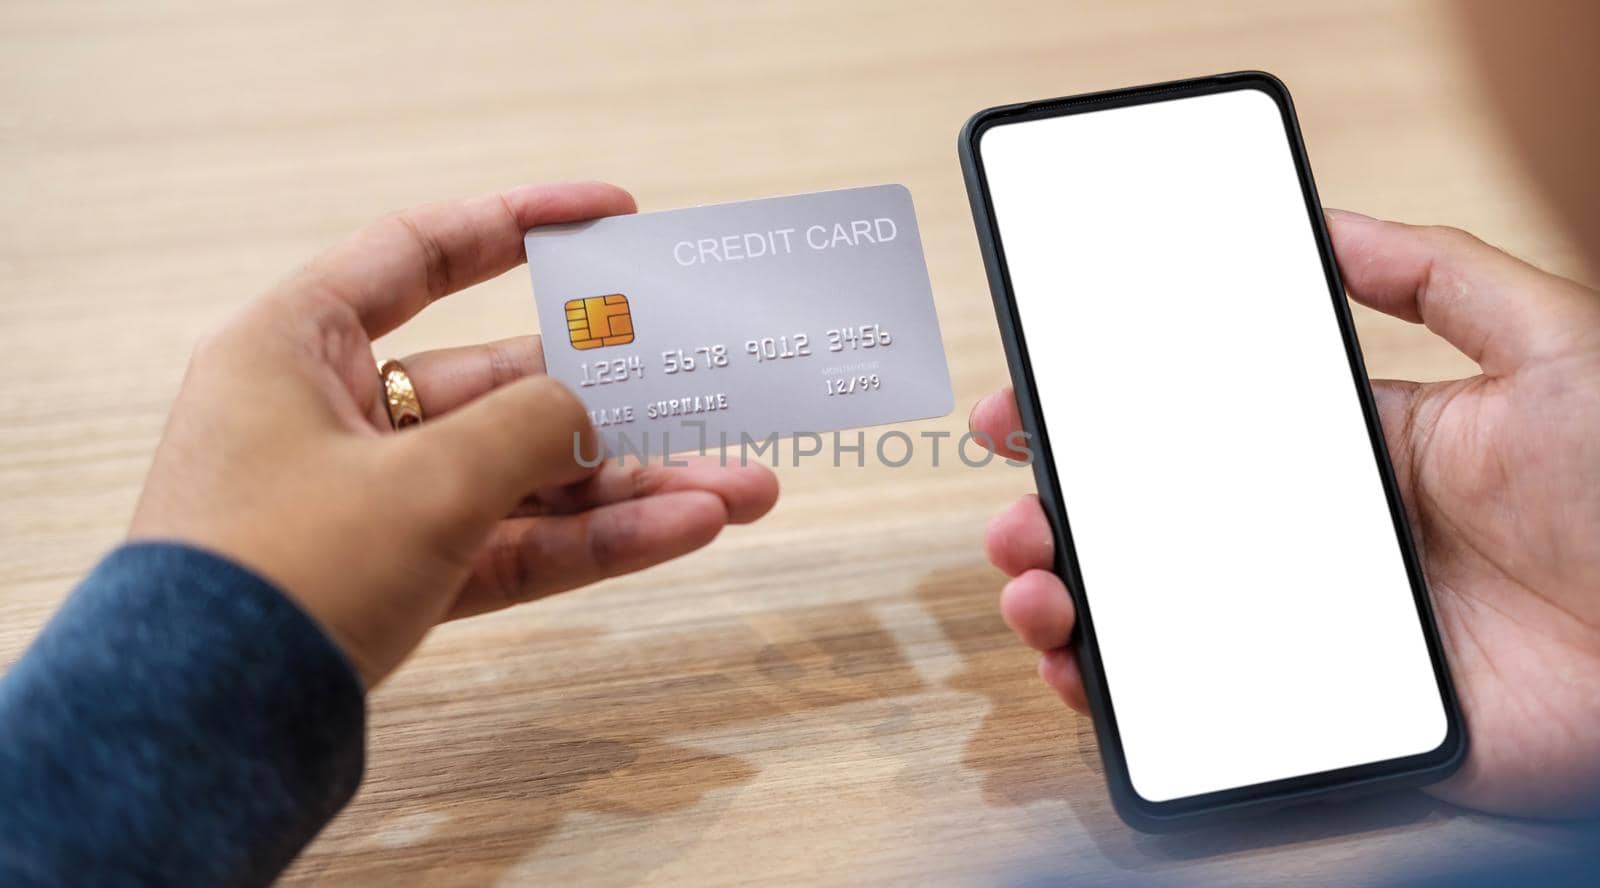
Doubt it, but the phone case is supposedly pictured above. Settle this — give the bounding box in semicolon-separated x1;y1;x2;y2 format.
957;71;1466;831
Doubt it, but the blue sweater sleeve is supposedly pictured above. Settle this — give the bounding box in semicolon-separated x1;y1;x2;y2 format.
0;542;366;887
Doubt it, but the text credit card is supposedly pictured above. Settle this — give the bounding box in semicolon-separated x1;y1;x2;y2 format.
525;184;954;456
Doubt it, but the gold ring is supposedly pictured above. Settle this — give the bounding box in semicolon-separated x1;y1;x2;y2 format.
378;359;423;429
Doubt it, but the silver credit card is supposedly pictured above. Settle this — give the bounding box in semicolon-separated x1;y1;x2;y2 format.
525;184;954;457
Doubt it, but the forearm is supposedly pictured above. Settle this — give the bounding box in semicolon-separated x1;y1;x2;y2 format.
0;543;365;886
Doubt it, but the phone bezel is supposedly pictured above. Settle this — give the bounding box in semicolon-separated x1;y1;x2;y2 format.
957;71;1466;831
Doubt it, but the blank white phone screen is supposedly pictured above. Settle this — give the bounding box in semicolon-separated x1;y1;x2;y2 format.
979;87;1447;803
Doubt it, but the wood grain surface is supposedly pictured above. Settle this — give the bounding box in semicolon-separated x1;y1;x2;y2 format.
2;1;1595;884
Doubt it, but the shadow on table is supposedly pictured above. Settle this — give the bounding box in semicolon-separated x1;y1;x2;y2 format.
296;725;756;885
292;560;1465;885
288;598;938;884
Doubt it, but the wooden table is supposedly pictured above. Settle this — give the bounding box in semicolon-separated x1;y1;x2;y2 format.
2;1;1594;884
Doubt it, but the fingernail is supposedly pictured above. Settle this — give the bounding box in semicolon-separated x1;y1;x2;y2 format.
1325;207;1376;223
967;394;989;431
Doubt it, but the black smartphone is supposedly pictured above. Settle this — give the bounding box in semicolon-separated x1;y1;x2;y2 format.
958;72;1464;830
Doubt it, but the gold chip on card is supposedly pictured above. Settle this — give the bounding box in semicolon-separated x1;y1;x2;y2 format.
565;294;634;350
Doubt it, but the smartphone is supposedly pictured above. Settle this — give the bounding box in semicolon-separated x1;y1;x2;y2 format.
958;72;1464;830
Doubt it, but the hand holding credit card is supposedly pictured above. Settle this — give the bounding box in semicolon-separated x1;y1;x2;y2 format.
525;185;954;458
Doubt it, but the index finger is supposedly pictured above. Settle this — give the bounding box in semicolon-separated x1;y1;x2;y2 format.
294;182;636;338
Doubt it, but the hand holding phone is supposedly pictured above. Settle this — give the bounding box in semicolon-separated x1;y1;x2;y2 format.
962;73;1600;826
960;73;1465;828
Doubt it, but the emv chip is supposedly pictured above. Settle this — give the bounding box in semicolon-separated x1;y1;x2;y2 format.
565;294;634;350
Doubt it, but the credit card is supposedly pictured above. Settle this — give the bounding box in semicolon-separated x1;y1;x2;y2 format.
524;184;954;457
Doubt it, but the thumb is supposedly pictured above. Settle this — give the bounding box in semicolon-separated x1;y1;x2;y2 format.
395;374;599;535
1326;210;1600;376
